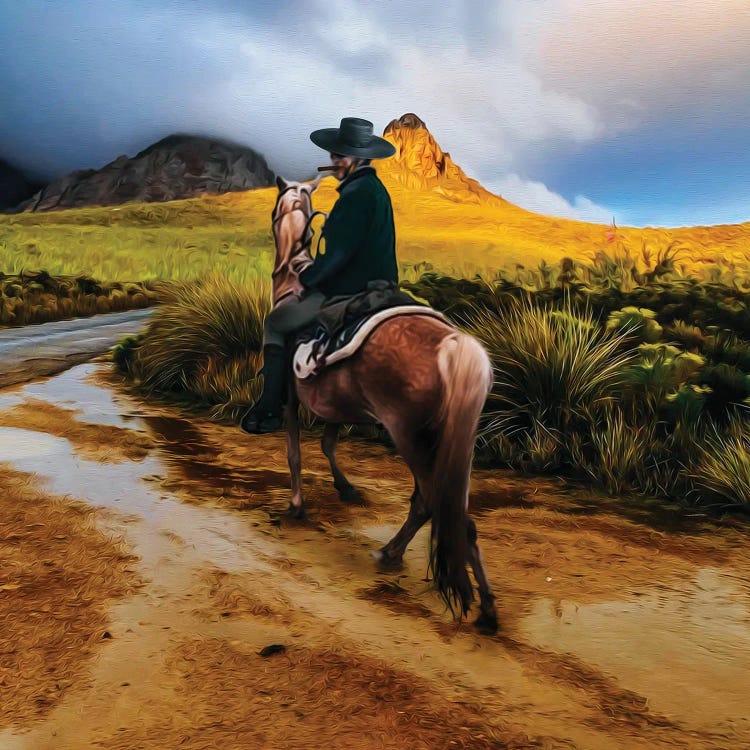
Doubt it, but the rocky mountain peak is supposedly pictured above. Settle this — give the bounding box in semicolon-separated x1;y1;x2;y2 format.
20;134;275;213
379;113;503;205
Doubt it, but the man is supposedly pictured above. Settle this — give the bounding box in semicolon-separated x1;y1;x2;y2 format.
241;117;397;434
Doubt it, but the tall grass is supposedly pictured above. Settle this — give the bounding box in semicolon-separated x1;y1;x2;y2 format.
451;275;748;508
116;264;750;511
465;292;638;454
690;416;750;506
122;273;269;415
570;404;657;496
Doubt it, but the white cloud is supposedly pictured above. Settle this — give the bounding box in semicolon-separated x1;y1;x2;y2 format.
2;0;747;228
485;173;619;225
310;0;390;53
185;3;605;181
522;0;750;132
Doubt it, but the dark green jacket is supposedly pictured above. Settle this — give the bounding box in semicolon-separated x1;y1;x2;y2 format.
299;166;398;297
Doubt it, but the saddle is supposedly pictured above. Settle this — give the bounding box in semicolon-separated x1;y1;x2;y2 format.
291;281;450;379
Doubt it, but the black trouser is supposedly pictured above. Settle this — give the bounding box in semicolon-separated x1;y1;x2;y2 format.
262;290;326;347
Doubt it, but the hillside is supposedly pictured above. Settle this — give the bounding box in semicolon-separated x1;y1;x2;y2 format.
1;113;749;282
19;135;275;213
308;113;750;274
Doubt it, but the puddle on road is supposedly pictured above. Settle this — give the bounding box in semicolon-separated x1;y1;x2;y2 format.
0;363;140;429
521;566;750;733
0;428;63;461
140;414;291;500
0;423;274;575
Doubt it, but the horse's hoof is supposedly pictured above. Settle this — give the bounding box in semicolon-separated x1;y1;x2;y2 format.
473;610;498;636
336;483;361;504
371;548;403;569
286;503;307;520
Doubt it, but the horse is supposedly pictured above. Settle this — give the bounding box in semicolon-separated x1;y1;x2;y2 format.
265;174;498;634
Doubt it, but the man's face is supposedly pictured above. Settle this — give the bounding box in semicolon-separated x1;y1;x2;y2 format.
330;152;356;181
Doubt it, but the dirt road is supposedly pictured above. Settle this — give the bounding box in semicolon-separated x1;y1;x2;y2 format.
0;308;153;387
1;362;749;749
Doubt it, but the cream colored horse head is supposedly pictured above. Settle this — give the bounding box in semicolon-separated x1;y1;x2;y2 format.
270;175;323;306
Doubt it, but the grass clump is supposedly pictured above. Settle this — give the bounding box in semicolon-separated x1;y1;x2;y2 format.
123;273;270;418
465;292;637;474
690;416;750;507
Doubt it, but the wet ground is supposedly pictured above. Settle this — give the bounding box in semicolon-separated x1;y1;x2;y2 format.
1;361;749;748
0;308;153;388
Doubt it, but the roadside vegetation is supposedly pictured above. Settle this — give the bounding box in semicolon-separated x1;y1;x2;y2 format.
114;246;750;512
0;271;161;327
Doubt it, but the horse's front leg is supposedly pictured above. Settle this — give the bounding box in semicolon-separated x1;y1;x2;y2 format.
285;387;307;519
321;422;361;503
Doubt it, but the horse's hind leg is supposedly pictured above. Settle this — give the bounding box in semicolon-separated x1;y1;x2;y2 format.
321;423;360;503
373;484;431;567
466;517;498;634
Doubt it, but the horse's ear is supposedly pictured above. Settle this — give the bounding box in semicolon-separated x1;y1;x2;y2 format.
276;175;288;191
304;175;322;193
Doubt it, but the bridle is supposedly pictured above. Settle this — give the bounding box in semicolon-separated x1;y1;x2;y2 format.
270;185;327;283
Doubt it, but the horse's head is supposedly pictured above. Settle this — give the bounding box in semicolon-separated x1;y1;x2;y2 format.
270;175;323;306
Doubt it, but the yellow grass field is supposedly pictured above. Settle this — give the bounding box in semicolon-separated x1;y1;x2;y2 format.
2;170;750;284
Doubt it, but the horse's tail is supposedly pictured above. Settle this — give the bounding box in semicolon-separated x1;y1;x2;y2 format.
427;331;493;618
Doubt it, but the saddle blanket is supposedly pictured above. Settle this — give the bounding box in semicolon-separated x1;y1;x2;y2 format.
292;305;450;379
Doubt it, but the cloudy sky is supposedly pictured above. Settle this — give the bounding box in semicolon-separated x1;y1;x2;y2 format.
2;0;749;227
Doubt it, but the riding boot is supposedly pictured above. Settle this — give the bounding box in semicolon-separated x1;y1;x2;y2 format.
240;343;287;434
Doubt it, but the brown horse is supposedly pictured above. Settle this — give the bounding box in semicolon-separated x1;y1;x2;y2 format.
268;175;498;633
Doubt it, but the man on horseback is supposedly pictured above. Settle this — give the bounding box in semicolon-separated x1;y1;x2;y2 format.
241;116;398;434
237;118;498;634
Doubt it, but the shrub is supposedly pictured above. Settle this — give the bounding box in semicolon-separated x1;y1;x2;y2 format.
466;291;638;472
130;272;270;397
690;415;750;508
617;344;705;416
606;306;663;343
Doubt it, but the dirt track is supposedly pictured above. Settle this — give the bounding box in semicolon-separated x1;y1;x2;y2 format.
1;362;749;749
0;308;153;388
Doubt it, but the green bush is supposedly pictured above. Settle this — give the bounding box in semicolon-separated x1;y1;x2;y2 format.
465;291;638;473
606;306;663;343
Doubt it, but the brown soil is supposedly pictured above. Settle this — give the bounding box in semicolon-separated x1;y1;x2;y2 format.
0;467;142;727
2;363;749;749
100;637;547;750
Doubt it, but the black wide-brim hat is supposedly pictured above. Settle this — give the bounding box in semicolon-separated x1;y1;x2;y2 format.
310;117;396;159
